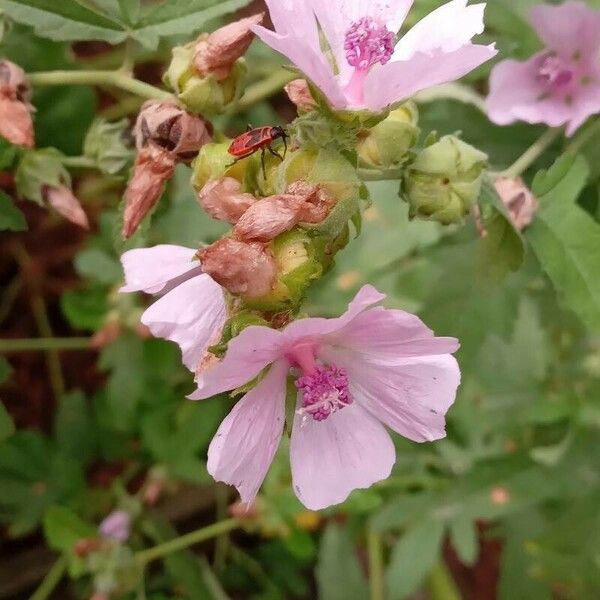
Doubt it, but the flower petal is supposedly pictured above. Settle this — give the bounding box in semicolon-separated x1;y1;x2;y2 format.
365;43;496;111
290;402;395;510
207;361;287;504
325;349;461;442
393;0;486;61
530;1;600;58
141;273;226;371
120;245;200;294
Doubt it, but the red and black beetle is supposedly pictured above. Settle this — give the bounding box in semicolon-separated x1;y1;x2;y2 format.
228;125;288;176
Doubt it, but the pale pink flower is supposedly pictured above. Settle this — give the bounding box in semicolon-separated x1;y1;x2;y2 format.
252;0;496;112
487;1;600;136
190;285;460;510
120;245;227;371
99;510;131;543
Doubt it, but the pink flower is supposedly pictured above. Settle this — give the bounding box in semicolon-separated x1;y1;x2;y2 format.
487;1;600;136
99;510;131;543
252;0;496;112
190;286;460;510
120;245;227;372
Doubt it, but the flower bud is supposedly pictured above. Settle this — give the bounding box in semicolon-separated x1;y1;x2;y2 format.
358;102;419;168
45;185;89;229
192;141;248;190
83;118;134;175
285;79;317;113
493;177;539;231
99;510;131;543
403;135;488;225
0;59;34;148
164;42;248;114
197;177;256;223
199;238;277;298
194;14;263;80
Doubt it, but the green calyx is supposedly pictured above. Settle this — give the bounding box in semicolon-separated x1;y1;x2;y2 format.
83;118;134;176
209;311;270;357
15;149;70;205
191;141;248;190
402;134;488;225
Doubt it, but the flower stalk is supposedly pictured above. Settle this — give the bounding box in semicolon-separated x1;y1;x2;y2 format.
498;128;562;178
367;528;385;600
30;556;68;600
0;337;91;353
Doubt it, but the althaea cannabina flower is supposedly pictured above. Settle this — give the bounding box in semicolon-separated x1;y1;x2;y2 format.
120;245;226;371
99;510;131;543
190;285;460;510
252;0;496;112
487;1;600;136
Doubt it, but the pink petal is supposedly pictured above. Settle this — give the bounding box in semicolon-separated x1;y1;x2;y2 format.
530;1;600;58
324;349;461;442
141;274;227;371
331;306;460;361
290;402;395;510
207;361;288;504
486;55;575;129
120;245;200;294
189;325;284;400
565;73;600;136
365;43;497;112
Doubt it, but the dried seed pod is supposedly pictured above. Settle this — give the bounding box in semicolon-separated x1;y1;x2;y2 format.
194;13;264;80
197;177;256;223
199;238;277;298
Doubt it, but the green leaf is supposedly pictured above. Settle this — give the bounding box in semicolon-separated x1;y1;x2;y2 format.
0;356;13;384
476;178;525;281
74;248;122;285
43;505;96;552
386;520;445;600
0;137;19;170
317;523;369;600
528;155;600;332
54;391;97;464
0;191;27;232
449;517;478;566
61;286;109;331
0;402;15;442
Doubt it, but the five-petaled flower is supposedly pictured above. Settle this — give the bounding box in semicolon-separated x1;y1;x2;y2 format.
120;245;227;372
189;285;460;510
487;1;600;135
252;0;496;112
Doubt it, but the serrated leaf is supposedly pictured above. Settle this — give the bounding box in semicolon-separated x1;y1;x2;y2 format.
386;519;445;600
54;391;97;464
0;191;27;231
43;505;96;552
528;156;600;332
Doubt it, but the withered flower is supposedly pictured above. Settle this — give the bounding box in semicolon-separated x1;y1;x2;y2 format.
198;238;277;298
0;59;34;148
494;177;539;231
197;177;256;223
284;79;317;112
44;184;89;229
194;13;264;80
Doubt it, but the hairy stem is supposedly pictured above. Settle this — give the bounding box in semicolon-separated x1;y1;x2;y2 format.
136;519;240;565
414;82;486;113
30;556;67;600
425;562;462;600
60;156;97;169
0;337;91;353
358;167;405;182
367;528;385;600
28;70;172;100
498;128;562;178
235;69;295;111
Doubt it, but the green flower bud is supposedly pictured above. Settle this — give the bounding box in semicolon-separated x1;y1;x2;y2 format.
15;149;69;205
191;141;247;190
358;102;419;168
164;43;247;114
83;118;134;175
403;135;488;225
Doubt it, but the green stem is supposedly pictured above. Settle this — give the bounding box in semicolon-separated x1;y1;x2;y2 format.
565;117;600;155
425;562;462;600
367;528;385;600
60;156;97;169
498;128;562;178
136;519;240;565
414;82;486;113
0;337;91;353
235;69;295;111
28;70;172;100
30;556;67;600
213;485;230;572
358;167;404;182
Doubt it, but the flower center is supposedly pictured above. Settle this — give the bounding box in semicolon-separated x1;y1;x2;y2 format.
295;364;353;422
344;17;395;71
537;54;574;90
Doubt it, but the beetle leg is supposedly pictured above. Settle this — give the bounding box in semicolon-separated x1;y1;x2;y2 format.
268;146;284;161
246;124;253;132
261;148;267;179
226;157;241;168
282;135;288;159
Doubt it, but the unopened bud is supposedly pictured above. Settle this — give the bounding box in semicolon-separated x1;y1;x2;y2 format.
122;147;176;239
135;100;212;162
493;177;539;231
194;14;263;80
99;510;131;543
0;60;34;147
44;185;89;229
358;102;419;168
285;79;317;113
197;177;255;223
404;135;488;225
84;118;134;175
199;238;277;298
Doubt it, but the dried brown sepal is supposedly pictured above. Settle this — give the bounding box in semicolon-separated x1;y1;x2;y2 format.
194;13;264;80
494;176;539;231
43;185;89;229
74;538;104;558
122;147;176;239
284;79;317;112
90;322;122;349
135;100;212;162
285;180;335;223
0;60;32;103
197;177;256;223
198;238;277;298
0;60;35;148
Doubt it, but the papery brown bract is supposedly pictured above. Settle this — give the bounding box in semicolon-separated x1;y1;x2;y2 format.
44;185;89;229
197;177;256;223
199;238;277;298
494;176;539;231
284;79;317;113
0;59;34;147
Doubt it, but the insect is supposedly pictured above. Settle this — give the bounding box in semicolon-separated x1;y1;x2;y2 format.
228;125;288;177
